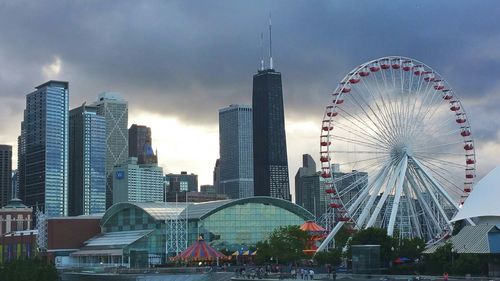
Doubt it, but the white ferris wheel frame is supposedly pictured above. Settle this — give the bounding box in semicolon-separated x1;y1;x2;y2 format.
316;56;477;252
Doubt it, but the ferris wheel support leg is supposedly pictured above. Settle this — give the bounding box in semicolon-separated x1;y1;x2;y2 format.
355;165;391;228
387;155;408;236
406;172;441;237
402;180;423;238
366;159;405;227
411;157;476;227
316;221;345;253
413;168;454;230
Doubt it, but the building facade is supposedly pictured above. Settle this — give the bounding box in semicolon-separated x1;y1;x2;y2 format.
295;154;325;218
92;92;128;208
164;172;198;193
0;145;12;207
129;124;157;165
252;69;290;200
70;197;313;267
112;158;164;204
218;104;253;199
69;104;106;216
19;81;69;216
0;198;32;235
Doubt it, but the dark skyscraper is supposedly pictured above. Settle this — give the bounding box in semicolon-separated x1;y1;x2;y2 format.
0;145;12;207
69;104;106;215
252;23;290;200
129;124;157;165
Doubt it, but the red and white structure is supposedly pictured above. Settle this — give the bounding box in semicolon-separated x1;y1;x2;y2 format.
317;56;477;252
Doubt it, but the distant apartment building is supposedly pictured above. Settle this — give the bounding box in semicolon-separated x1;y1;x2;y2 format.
69;104;106;215
218;104;253;198
18;81;69;216
165;191;228;203
112;158;164;203
0;145;12;207
164;172;198;193
92;92;128;208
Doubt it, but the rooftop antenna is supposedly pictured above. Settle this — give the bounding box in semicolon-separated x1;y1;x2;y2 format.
269;13;273;70
260;32;265;71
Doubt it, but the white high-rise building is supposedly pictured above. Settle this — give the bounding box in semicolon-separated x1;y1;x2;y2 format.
218;104;253;198
112;157;164;203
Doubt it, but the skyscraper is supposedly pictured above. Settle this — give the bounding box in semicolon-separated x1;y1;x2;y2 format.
19;81;69;216
252;26;290;200
69;104;106;215
92;92;128;208
0;145;12;207
295;154;325;218
219;104;253;198
129;124;158;165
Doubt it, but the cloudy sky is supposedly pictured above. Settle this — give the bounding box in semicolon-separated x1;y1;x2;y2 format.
1;0;499;200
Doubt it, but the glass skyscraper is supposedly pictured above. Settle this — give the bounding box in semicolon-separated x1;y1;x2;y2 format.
218;104;253;198
92;92;128;208
19;81;69;216
69;104;106;215
252;68;290;201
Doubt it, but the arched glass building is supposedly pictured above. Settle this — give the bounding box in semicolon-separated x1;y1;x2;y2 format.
72;197;313;266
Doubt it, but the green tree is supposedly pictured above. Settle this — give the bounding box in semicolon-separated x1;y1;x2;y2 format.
314;248;342;266
422;243;453;274
350;227;395;266
255;225;309;265
0;258;58;281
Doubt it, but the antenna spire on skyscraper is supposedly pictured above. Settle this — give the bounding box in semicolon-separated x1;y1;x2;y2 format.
260;32;265;71
269;13;273;70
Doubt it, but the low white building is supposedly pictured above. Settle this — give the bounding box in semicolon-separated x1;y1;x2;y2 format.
112;157;164;204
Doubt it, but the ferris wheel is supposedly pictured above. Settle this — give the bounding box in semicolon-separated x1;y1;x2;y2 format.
316;56;476;251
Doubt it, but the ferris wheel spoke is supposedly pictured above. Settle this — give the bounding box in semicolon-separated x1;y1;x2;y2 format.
412;158;465;194
413;154;465;169
333;121;391;149
345;92;399;146
330;134;389;151
331;150;385;154
336;106;391;145
412;140;463;151
359;78;402;142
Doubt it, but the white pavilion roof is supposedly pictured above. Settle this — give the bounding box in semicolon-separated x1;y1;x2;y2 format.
452;166;500;222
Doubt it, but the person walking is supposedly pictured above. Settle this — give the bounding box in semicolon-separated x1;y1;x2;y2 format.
332;269;337;281
309;269;314;280
443;272;449;281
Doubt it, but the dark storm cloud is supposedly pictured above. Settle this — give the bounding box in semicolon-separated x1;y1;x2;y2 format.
1;1;500;139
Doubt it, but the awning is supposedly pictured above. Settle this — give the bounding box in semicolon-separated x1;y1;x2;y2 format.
71;249;123;257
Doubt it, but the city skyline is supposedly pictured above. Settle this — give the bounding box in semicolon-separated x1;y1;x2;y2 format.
1;1;500;201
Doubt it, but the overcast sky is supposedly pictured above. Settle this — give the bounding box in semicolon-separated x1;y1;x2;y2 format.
1;0;499;200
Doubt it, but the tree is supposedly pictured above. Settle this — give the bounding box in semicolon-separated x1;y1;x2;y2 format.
0;258;58;281
314;248;342;266
350;227;395;265
256;225;309;265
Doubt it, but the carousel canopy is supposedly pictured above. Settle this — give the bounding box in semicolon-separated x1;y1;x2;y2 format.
177;238;225;261
300;221;326;232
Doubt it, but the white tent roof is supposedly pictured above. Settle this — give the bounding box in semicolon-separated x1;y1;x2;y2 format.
452;166;500;222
